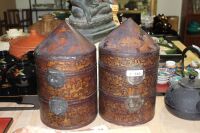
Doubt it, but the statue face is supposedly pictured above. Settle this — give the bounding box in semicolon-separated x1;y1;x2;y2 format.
69;0;117;43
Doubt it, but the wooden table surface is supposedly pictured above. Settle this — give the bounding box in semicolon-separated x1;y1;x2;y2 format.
0;96;200;133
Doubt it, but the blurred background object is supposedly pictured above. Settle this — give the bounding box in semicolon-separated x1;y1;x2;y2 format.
167;16;179;32
52;11;71;20
30;14;63;35
141;15;154;34
192;0;200;14
152;14;177;35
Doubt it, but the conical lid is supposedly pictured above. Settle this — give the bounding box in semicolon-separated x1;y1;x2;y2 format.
99;19;159;55
35;22;95;59
9;30;45;59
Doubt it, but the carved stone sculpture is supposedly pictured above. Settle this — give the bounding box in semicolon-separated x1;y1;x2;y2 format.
69;0;117;43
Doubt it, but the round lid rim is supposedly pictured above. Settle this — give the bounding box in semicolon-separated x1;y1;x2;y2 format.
35;48;96;60
99;47;159;56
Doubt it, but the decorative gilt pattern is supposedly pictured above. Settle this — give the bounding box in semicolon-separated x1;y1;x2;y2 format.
36;52;96;73
99;92;155;126
99;49;158;125
0;58;6;64
99;67;157;97
13;69;25;77
38;68;96;100
99;53;159;69
35;22;97;129
40;94;97;129
98;18;159;126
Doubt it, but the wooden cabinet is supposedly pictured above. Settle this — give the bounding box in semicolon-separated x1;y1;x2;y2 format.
180;0;200;46
29;0;70;22
0;0;16;18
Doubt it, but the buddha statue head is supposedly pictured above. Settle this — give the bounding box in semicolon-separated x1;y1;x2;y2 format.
69;0;117;43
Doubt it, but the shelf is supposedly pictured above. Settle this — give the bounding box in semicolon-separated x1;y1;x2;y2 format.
118;10;141;14
186;34;200;37
187;13;200;17
183;38;200;46
180;0;200;46
29;0;70;21
188;13;200;17
31;8;70;12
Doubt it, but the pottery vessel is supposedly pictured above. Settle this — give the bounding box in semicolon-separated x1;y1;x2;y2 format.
9;30;45;59
30;14;63;35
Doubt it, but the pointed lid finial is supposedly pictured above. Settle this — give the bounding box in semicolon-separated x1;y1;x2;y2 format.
35;22;95;59
99;19;159;55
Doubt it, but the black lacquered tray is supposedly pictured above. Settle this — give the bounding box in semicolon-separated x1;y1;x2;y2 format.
151;35;182;63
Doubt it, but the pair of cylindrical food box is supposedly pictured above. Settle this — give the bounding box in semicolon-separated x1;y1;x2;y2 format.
35;19;159;129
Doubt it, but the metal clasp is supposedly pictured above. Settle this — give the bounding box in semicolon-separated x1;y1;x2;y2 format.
126;67;145;85
46;68;66;89
125;95;144;113
49;97;68;116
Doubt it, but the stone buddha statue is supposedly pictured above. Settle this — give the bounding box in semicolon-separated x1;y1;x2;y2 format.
69;0;117;43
